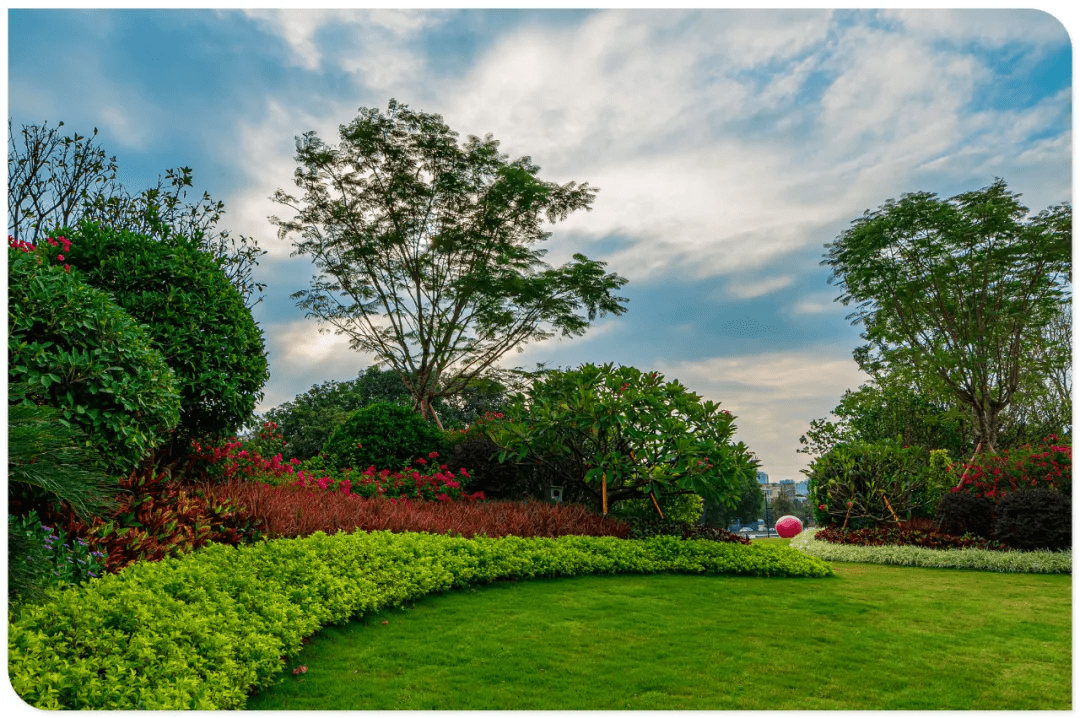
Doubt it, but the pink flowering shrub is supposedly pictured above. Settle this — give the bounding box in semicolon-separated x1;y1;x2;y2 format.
950;436;1071;503
8;234;72;272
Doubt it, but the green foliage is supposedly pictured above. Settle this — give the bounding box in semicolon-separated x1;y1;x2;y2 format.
7;391;120;519
702;469;763;528
8;119;266;307
993;489;1070;552
8;244;181;474
8;530;832;709
799;379;970;460
63;221;269;458
488;363;759;512
272;98;628;428
257;366;510;462
322;401;448;471
934;491;996;539
791;528;1071;574
806;439;931;527
613;492;704;525
8;511;108;604
823;179;1071;451
441;430;538;500
924;449;955;510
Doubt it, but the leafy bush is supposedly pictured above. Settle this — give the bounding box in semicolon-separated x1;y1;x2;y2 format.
934;491;996;540
9;530;833;709
62;221;269;459
993;488;1070;552
38;466;266;575
487;363;759;512
441;427;540;500
792;528;1071;574
321;401;448;472
8;511;108;597
8;237;181;474
951;437;1071;501
806;438;930;527
613;492;704;525
207;484;628;539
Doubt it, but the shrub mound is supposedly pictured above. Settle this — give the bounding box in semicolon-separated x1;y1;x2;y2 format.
322;401;447;472
9;530;833;709
993;488;1071;552
814;523;1001;552
792;528;1070;574
209;482;630;539
935;491;996;539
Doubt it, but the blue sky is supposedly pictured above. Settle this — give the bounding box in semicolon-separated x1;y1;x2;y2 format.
5;7;1074;484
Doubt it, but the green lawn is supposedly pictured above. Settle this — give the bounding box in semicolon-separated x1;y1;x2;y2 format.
245;555;1071;710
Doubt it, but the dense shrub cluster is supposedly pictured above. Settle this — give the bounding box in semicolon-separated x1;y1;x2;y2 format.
8;236;182;474
993;488;1071;552
934;491;996;539
207;482;629;539
62;221;269;459
9;530;833;709
322;401;448;472
806;438;931;527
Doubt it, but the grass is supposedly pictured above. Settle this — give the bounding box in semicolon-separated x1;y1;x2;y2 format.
245;547;1070;710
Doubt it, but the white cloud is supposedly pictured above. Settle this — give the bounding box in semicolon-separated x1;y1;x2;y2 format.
879;8;1070;47
726;275;796;300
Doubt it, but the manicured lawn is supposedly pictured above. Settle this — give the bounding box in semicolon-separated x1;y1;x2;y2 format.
245;556;1070;710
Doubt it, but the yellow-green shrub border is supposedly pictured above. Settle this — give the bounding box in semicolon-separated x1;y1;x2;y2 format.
9;531;832;710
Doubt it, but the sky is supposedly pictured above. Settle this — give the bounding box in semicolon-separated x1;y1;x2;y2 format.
5;5;1075;485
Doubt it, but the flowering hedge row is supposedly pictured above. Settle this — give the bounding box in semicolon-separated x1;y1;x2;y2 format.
9;530;833;709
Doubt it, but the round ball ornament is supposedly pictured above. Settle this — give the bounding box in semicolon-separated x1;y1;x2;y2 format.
775;515;803;538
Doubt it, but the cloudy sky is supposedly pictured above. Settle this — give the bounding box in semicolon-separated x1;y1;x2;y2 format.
6;6;1073;484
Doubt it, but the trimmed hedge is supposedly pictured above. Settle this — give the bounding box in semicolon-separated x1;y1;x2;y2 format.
9;531;832;709
791;528;1071;574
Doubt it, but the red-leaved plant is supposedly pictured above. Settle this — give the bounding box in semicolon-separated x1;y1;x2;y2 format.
206;481;630;540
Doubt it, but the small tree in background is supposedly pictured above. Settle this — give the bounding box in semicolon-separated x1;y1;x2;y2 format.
271;98;629;429
486;363;759;514
702;468;763;528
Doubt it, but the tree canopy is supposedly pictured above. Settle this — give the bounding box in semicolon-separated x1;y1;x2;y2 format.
823;179;1071;453
271;99;629;429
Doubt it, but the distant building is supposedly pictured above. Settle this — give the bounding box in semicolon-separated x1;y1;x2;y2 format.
796;480;809;495
756;471;769;485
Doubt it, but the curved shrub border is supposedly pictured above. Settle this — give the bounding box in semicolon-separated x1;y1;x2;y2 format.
791;528;1071;574
9;531;832;710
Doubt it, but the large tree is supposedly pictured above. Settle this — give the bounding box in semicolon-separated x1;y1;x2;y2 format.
7;119;266;308
271;99;629;429
823;179;1071;453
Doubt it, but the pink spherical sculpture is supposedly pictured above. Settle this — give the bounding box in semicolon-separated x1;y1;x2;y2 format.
775;515;803;538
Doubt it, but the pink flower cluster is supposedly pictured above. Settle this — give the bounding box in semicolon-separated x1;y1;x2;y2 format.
292;452;482;503
951;436;1071;502
9;234;73;272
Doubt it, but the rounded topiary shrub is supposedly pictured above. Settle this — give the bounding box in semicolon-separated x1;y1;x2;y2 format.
8;242;181;475
62;220;269;459
934;491;996;539
321;401;447;471
993;488;1070;552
